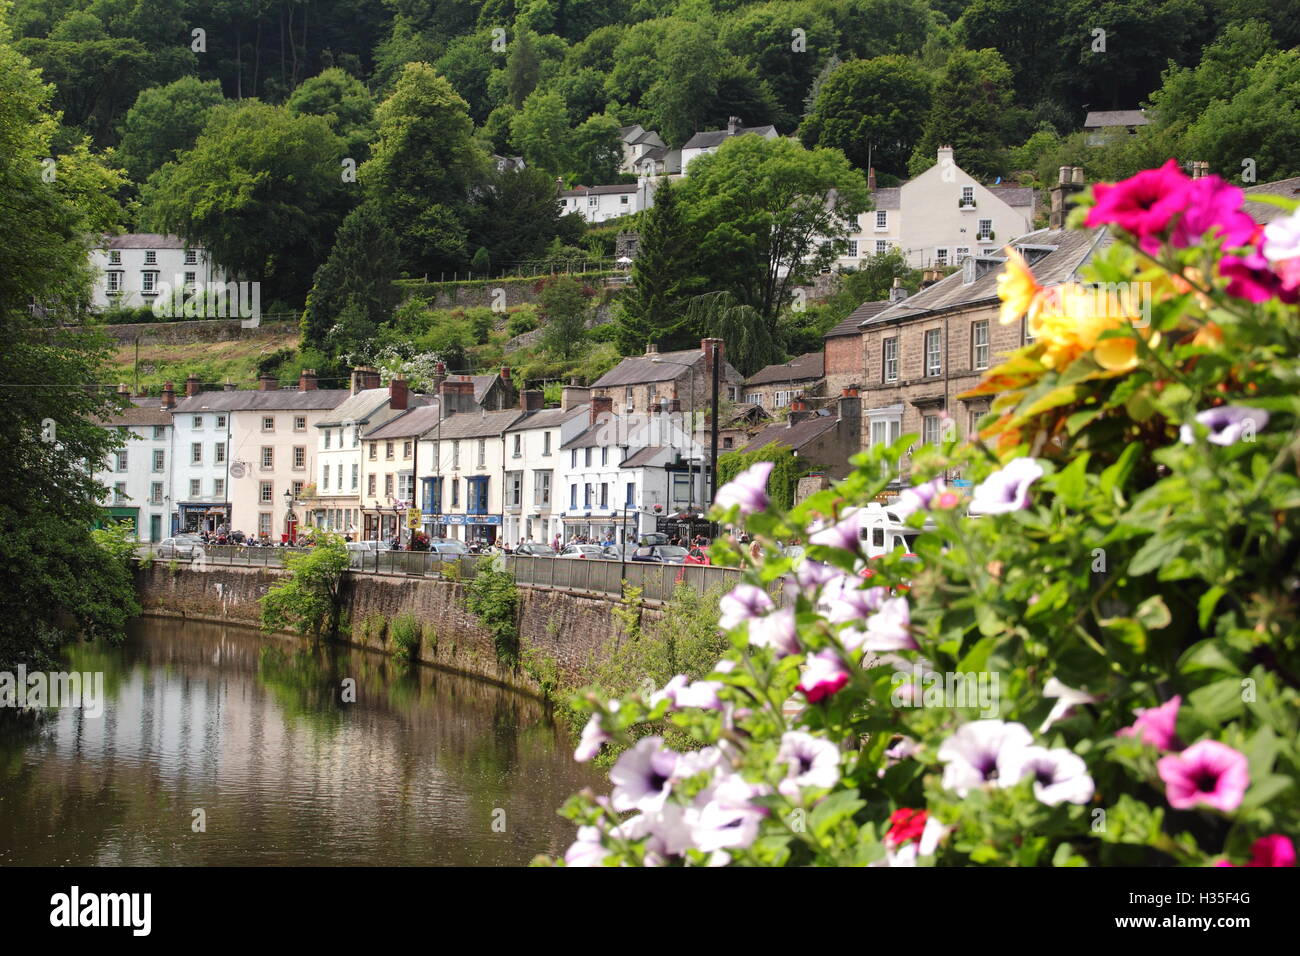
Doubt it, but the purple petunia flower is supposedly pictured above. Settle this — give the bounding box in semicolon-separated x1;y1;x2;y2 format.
842;597;915;653
573;699;619;762
610;736;679;812
718;583;775;631
1178;406;1269;446
969;457;1044;515
712;461;773;516
937;719;1034;796
808;508;863;552
776;731;841;796
818;573;885;623
1157;739;1250;812
746;606;800;657
798;650;850;703
892;478;947;521
1003;745;1095;806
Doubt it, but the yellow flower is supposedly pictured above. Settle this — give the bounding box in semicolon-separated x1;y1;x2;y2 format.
996;246;1044;325
1032;282;1152;371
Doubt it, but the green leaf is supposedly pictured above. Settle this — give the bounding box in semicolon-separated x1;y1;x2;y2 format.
1128;533;1182;577
808;790;866;840
1053;453;1091;508
1186;677;1245;724
1197;586;1226;631
1239;774;1292;811
1134;595;1171;631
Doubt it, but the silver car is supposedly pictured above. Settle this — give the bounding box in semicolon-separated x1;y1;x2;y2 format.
157;536;205;559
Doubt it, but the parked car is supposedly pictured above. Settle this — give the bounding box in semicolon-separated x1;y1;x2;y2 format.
560;544;607;559
515;542;557;557
602;544;639;561
157;536;205;559
639;532;670;546
629;545;687;563
430;541;469;556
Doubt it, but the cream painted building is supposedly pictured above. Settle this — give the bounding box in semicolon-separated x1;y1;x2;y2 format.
209;373;349;540
839;147;1036;270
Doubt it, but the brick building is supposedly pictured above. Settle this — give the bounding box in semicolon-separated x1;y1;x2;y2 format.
857;227;1102;478
738;389;864;489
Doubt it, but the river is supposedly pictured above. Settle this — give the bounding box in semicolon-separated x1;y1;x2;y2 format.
0;618;599;866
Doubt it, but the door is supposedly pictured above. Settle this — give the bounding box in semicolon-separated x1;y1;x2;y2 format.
149;514;162;542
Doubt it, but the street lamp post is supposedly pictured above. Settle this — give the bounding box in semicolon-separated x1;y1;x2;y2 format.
282;488;297;545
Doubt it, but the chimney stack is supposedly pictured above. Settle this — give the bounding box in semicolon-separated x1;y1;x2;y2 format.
258;374;279;391
298;368;317;391
433;361;448;394
185;374;202;397
389;377;409;411
788;396;810;426
838;387;861;425
161;382;176;410
223;380;236;391
520;389;544;411
889;277;909;303
562;380;590;411
702;337;724;374
1051;165;1087;229
727;116;741;135
868;167;877;191
590;394;614;426
644;342;659;356
117;383;130;395
438;378;475;414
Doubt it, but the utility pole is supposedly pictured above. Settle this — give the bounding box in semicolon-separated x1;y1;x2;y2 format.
709;339;720;507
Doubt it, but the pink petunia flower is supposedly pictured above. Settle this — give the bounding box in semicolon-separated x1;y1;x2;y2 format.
712;461;773;516
1116;695;1181;751
1157;739;1250;812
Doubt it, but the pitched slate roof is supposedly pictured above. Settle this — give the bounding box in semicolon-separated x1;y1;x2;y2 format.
745;352;824;386
418;408;524;440
739;412;839;454
620;445;670;468
316;388;394;427
1083;110;1150;128
102;233;190;250
590;348;742;388
172;389;350;412
868;228;1105;324
682;124;778;150
96;396;173;427
871;188;901;211
504;404;590;432
559;184;639;197
1245;178;1300;225
825;300;890;338
988;185;1036;208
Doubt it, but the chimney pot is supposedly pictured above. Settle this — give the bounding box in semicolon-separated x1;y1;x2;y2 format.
1071;166;1085;185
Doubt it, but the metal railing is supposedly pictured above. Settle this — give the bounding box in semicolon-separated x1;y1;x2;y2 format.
135;545;742;601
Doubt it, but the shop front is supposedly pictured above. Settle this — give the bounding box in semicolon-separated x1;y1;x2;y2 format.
96;506;139;536
441;513;501;544
175;502;231;535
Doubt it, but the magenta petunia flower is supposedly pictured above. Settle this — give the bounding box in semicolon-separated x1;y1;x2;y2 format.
713;461;773;516
798;649;850;702
1170;176;1257;250
1217;834;1297;868
1219;250;1300;304
808;508;863;552
1085;160;1193;253
1116;695;1181;750
1157;739;1249;812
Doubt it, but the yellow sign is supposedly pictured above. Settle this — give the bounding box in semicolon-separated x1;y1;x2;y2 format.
407;508;421;529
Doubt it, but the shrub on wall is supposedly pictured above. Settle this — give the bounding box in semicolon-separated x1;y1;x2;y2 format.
465;557;520;667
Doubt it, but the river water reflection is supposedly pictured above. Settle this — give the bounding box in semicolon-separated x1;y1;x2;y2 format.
0;617;599;866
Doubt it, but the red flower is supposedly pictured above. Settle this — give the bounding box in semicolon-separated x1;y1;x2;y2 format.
1219;835;1296;867
886;808;928;846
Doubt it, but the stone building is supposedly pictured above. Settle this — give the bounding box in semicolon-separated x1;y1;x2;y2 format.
738;389;864;490
588;339;743;414
856;227;1102;477
742;352;824;411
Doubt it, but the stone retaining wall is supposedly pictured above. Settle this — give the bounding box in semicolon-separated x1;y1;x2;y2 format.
133;563;658;697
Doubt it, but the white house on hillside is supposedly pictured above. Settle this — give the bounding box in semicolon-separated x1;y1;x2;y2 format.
90;234;225;311
618;125;667;174
839;147;1036;270
558;183;642;223
680;116;780;173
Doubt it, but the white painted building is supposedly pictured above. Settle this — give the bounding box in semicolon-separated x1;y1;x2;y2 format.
557;399;707;545
418;406;525;546
500;392;591;548
90;234;225;311
680;116;780;173
557;183;642;223
837;147;1036;271
618;125;667;174
93;390;174;542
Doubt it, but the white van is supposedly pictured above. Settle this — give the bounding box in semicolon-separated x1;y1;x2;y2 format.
858;503;927;558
